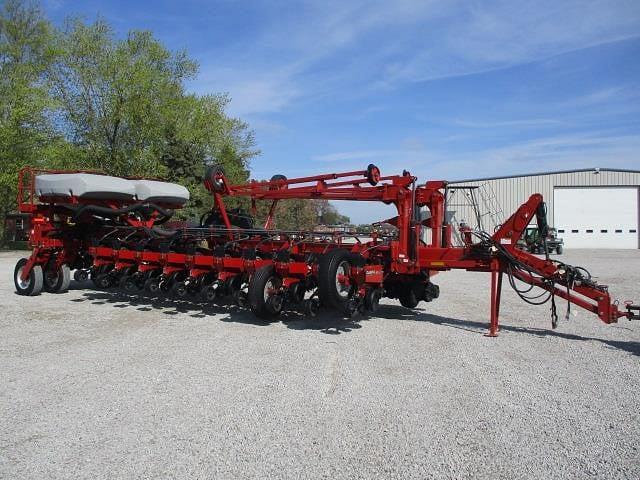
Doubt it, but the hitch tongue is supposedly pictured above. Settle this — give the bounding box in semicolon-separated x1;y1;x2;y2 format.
624;302;640;320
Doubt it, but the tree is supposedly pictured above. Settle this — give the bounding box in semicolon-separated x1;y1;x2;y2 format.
0;0;56;239
251;198;317;231
313;199;350;225
161;94;255;220
0;3;345;240
47;20;257;222
48;19;199;177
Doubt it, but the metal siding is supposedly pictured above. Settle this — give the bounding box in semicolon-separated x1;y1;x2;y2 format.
447;171;640;237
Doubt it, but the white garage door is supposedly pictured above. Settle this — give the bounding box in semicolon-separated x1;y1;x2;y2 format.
554;187;639;249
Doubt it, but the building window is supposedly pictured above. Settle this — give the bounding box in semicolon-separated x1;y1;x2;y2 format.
615;229;623;233
586;229;593;233
631;229;637;233
571;229;579;233
601;229;608;233
558;229;565;233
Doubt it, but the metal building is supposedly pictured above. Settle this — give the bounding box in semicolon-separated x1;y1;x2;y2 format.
446;167;640;249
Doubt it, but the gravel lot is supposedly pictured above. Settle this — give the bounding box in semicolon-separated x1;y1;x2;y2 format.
1;249;639;479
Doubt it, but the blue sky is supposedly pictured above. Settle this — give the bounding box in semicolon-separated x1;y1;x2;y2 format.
43;0;640;223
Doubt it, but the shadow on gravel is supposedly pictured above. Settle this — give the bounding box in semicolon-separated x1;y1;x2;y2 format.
284;315;363;335
390;308;640;357
76;285;362;334
71;284;640;351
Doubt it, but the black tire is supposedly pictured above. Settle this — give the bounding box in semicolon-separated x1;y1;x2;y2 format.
364;288;382;313
366;164;381;186
121;275;139;292
201;284;219;302
304;297;320;317
247;265;283;319
269;174;288;190
399;287;419;309
171;281;188;297
91;265;112;289
556;245;563;255
14;258;43;296
318;249;357;314
73;269;88;282
234;289;248;308
43;263;71;293
144;276;160;294
288;282;306;304
204;164;226;192
93;273;113;289
130;272;147;291
118;274;131;290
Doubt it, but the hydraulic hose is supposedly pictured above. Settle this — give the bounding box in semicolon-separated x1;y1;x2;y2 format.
71;202;174;224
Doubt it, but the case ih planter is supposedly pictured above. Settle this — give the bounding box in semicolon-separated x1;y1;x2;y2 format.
13;164;639;334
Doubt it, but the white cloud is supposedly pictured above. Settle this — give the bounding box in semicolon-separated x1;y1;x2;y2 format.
558;86;632;108
314;131;640;183
224;77;300;117
312;150;399;163
378;1;640;85
421;132;640;181
193;66;302;117
191;0;640;117
449;118;565;129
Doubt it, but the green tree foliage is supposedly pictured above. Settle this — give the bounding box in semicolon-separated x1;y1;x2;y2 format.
253;199;317;231
48;18;198;175
46;18;257;221
0;2;257;240
162;95;254;220
247;198;349;231
312;199;350;225
0;1;348;242
0;0;55;236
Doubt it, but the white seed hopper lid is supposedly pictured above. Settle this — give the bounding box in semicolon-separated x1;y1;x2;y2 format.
132;180;190;206
35;173;136;200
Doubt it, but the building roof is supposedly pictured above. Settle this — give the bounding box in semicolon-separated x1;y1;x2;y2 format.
449;167;640;184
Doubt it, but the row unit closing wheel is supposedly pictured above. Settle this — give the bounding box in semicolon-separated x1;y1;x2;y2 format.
14;258;43;296
364;287;383;313
91;265;114;289
144;274;161;294
248;265;284;319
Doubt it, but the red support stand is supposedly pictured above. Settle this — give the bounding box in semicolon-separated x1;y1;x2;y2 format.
486;263;503;337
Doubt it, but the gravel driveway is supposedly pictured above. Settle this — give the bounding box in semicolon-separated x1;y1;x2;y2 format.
1;249;638;479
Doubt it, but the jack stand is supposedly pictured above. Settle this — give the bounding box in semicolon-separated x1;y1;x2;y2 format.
485;263;503;337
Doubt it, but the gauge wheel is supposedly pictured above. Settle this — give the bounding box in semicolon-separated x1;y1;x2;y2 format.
14;258;43;296
43;263;71;293
399;285;420;309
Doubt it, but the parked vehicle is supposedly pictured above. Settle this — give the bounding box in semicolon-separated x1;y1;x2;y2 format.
517;226;563;254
